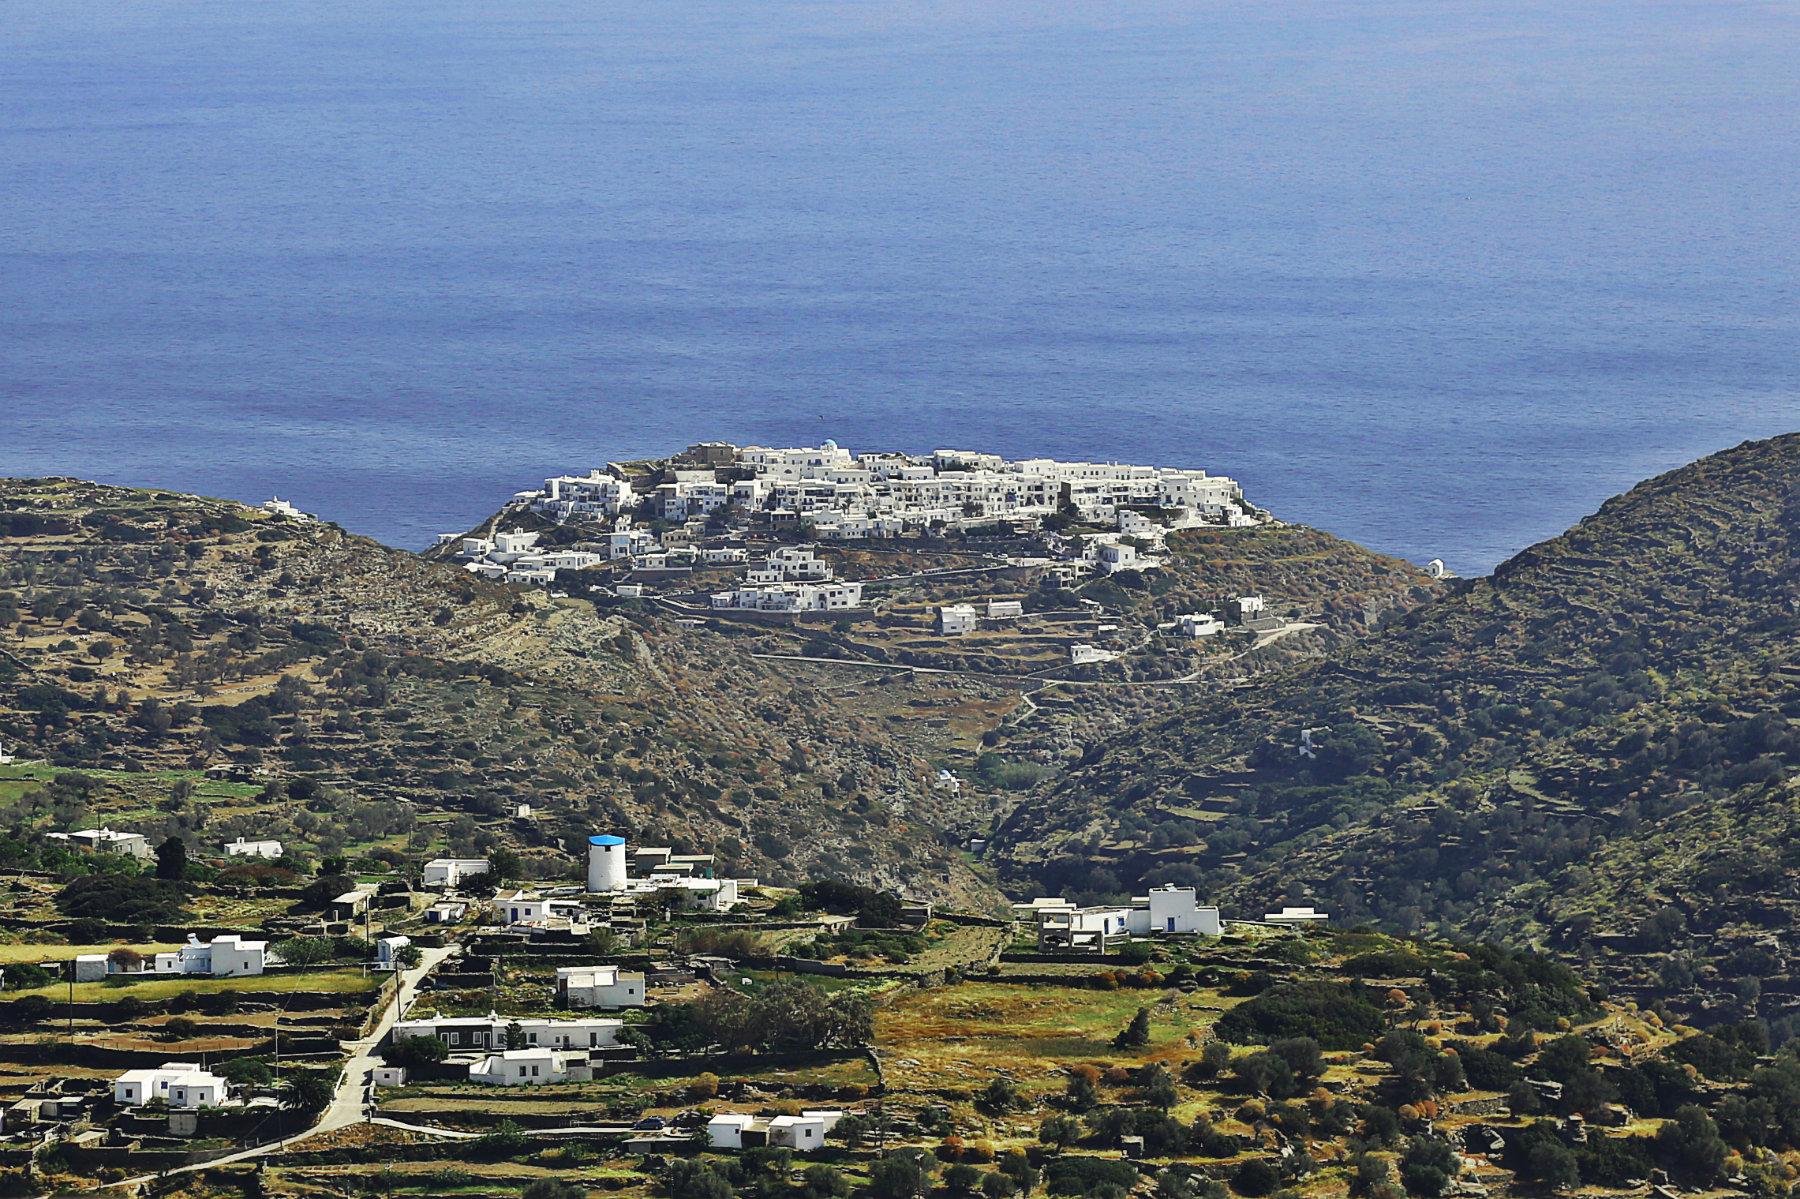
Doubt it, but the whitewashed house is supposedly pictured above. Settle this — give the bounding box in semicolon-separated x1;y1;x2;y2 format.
769;1115;830;1151
1033;904;1133;953
469;1048;582;1087
708;1113;757;1149
707;1112;837;1153
1230;595;1267;624
1265;906;1330;926
986;599;1024;620
114;1063;228;1109
711;581;863;613
425;900;468;924
607;528;659;560
394;1014;622;1051
1173;613;1224;638
120;934;273;979
938;604;978;635
262;497;313;521
1127;885;1222;936
422;858;490;889
555;964;646;1009
497;890;589;929
223;836;284;860
376;936;412;970
46;827;150;861
488;529;541;562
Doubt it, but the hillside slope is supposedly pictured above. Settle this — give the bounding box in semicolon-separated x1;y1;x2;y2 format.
992;434;1800;1022
0;479;994;902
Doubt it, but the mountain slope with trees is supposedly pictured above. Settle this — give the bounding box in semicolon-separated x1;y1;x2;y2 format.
0;478;991;901
992;434;1800;1026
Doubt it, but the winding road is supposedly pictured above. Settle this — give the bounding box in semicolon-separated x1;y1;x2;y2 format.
108;943;459;1192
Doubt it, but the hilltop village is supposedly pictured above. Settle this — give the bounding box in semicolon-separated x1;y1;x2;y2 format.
432;441;1362;682
0;799;1788;1199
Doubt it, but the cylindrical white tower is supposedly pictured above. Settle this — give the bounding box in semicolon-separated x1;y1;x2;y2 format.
586;835;628;893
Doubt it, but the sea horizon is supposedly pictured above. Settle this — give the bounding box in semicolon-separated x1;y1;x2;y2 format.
5;0;1800;571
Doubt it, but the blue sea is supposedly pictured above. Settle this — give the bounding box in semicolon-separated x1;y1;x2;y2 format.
3;0;1798;572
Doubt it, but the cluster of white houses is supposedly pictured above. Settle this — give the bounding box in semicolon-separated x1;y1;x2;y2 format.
579;834;749;912
417;837;748;933
1012;885;1329;953
444;440;1265;594
392;1012;627;1088
44;827;285;865
708;546;865;614
527;441;1256;533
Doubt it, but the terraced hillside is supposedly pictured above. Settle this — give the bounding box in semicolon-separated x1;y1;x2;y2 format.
0;479;994;902
992;435;1800;1026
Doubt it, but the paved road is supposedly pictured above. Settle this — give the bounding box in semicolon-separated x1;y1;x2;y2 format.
108;944;458;1192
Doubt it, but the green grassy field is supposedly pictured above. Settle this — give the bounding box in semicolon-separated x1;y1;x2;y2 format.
0;967;379;1004
0;941;177;964
876;979;1225;1102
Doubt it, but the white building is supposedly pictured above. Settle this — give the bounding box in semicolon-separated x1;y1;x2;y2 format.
1086;538;1156;575
394;1014;622;1051
755;545;833;582
261;497;313;521
1030;904;1133;953
422;858;490;889
1265;906;1330;926
536;472;636;520
469;1048;582;1087
373;1066;407;1088
114;1062;228;1109
937;604;978;636
1127;886;1221;937
223;836;284;860
425;900;468;925
497;890;588;928
710;581;863;613
1230;595;1267;624
376;936;412;970
1173;613;1224;638
86;934;274;981
649;875;741;912
608;528;660;560
556;964;646;1009
1070;644;1119;666
45;827;150;861
707;1112;758;1150
706;1112;837;1153
986;599;1024;620
769;1115;830;1151
489;529;541;561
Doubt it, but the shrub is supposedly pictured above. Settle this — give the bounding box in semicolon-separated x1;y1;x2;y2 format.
1045;1156;1140;1196
1230;1159;1281;1197
1216;982;1387;1050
